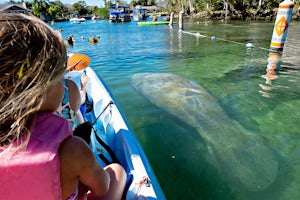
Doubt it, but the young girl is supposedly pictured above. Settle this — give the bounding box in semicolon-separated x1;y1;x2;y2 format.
0;14;126;200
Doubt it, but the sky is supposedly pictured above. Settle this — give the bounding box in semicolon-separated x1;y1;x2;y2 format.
0;0;129;8
0;0;103;7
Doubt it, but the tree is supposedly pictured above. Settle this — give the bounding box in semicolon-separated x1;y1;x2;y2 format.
95;7;109;18
130;0;137;7
32;0;50;17
48;1;69;18
137;0;147;6
101;0;108;7
72;1;88;15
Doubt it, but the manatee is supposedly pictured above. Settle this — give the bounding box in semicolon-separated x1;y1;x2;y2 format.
131;73;278;191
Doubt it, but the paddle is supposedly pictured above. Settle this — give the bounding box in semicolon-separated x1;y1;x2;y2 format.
65;54;91;110
66;55;119;164
65;54;91;124
66;54;91;72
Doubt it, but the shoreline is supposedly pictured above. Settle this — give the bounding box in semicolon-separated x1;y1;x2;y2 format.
176;7;300;21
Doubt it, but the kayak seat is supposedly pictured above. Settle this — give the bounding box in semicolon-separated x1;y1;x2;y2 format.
74;121;92;144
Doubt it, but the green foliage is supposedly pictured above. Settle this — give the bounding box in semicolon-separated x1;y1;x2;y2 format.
27;0;299;19
95;7;109;19
72;1;88;15
31;0;49;17
87;6;99;14
162;0;293;14
48;1;68;18
136;0;148;6
30;0;67;18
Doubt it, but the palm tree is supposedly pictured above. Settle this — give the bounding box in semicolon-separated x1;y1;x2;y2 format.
32;0;50;18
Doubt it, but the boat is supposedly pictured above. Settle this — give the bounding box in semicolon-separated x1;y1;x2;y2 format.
137;21;170;26
109;5;131;23
91;15;96;21
132;6;148;21
69;15;86;24
65;66;165;199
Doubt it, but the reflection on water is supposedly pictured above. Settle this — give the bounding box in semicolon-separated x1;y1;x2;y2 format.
51;20;300;200
259;52;281;98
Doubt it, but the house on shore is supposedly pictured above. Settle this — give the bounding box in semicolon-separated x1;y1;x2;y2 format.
141;5;160;13
0;2;31;15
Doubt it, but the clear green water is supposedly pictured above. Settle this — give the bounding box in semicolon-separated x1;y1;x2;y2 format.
52;19;300;199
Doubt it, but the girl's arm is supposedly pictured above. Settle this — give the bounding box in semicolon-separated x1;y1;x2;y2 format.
59;136;110;199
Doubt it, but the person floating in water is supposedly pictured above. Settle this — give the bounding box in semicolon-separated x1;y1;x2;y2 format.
66;35;75;46
152;15;158;21
89;36;99;44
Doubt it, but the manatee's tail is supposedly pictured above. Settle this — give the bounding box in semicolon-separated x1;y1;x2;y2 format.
197;122;278;191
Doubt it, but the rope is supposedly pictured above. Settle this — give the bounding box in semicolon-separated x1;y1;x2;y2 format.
174;28;270;51
134;176;150;200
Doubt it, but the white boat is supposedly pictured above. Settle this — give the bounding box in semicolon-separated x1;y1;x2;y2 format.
91;14;99;21
69;17;86;24
132;7;148;21
65;67;165;199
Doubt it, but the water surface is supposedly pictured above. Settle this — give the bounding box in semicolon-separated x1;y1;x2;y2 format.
52;19;300;200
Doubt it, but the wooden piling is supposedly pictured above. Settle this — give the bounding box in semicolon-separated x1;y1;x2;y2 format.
179;11;184;32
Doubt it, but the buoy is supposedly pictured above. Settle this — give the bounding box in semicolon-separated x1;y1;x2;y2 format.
270;0;294;53
211;36;216;41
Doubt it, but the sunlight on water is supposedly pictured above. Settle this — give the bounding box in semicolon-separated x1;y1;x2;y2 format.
51;19;300;200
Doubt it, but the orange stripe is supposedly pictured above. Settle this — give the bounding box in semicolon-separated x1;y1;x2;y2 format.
279;5;294;9
268;53;279;57
270;42;285;47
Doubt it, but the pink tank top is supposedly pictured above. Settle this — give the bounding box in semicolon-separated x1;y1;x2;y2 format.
0;112;72;200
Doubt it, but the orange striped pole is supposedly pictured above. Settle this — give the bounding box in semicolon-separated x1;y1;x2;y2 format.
270;0;294;53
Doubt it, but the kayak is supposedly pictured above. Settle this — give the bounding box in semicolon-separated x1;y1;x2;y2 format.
65;67;165;199
137;21;170;26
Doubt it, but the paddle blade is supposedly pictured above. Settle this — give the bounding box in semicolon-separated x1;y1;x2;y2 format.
67;54;90;71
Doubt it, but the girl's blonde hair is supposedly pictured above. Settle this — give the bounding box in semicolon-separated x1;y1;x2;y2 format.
0;14;67;147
